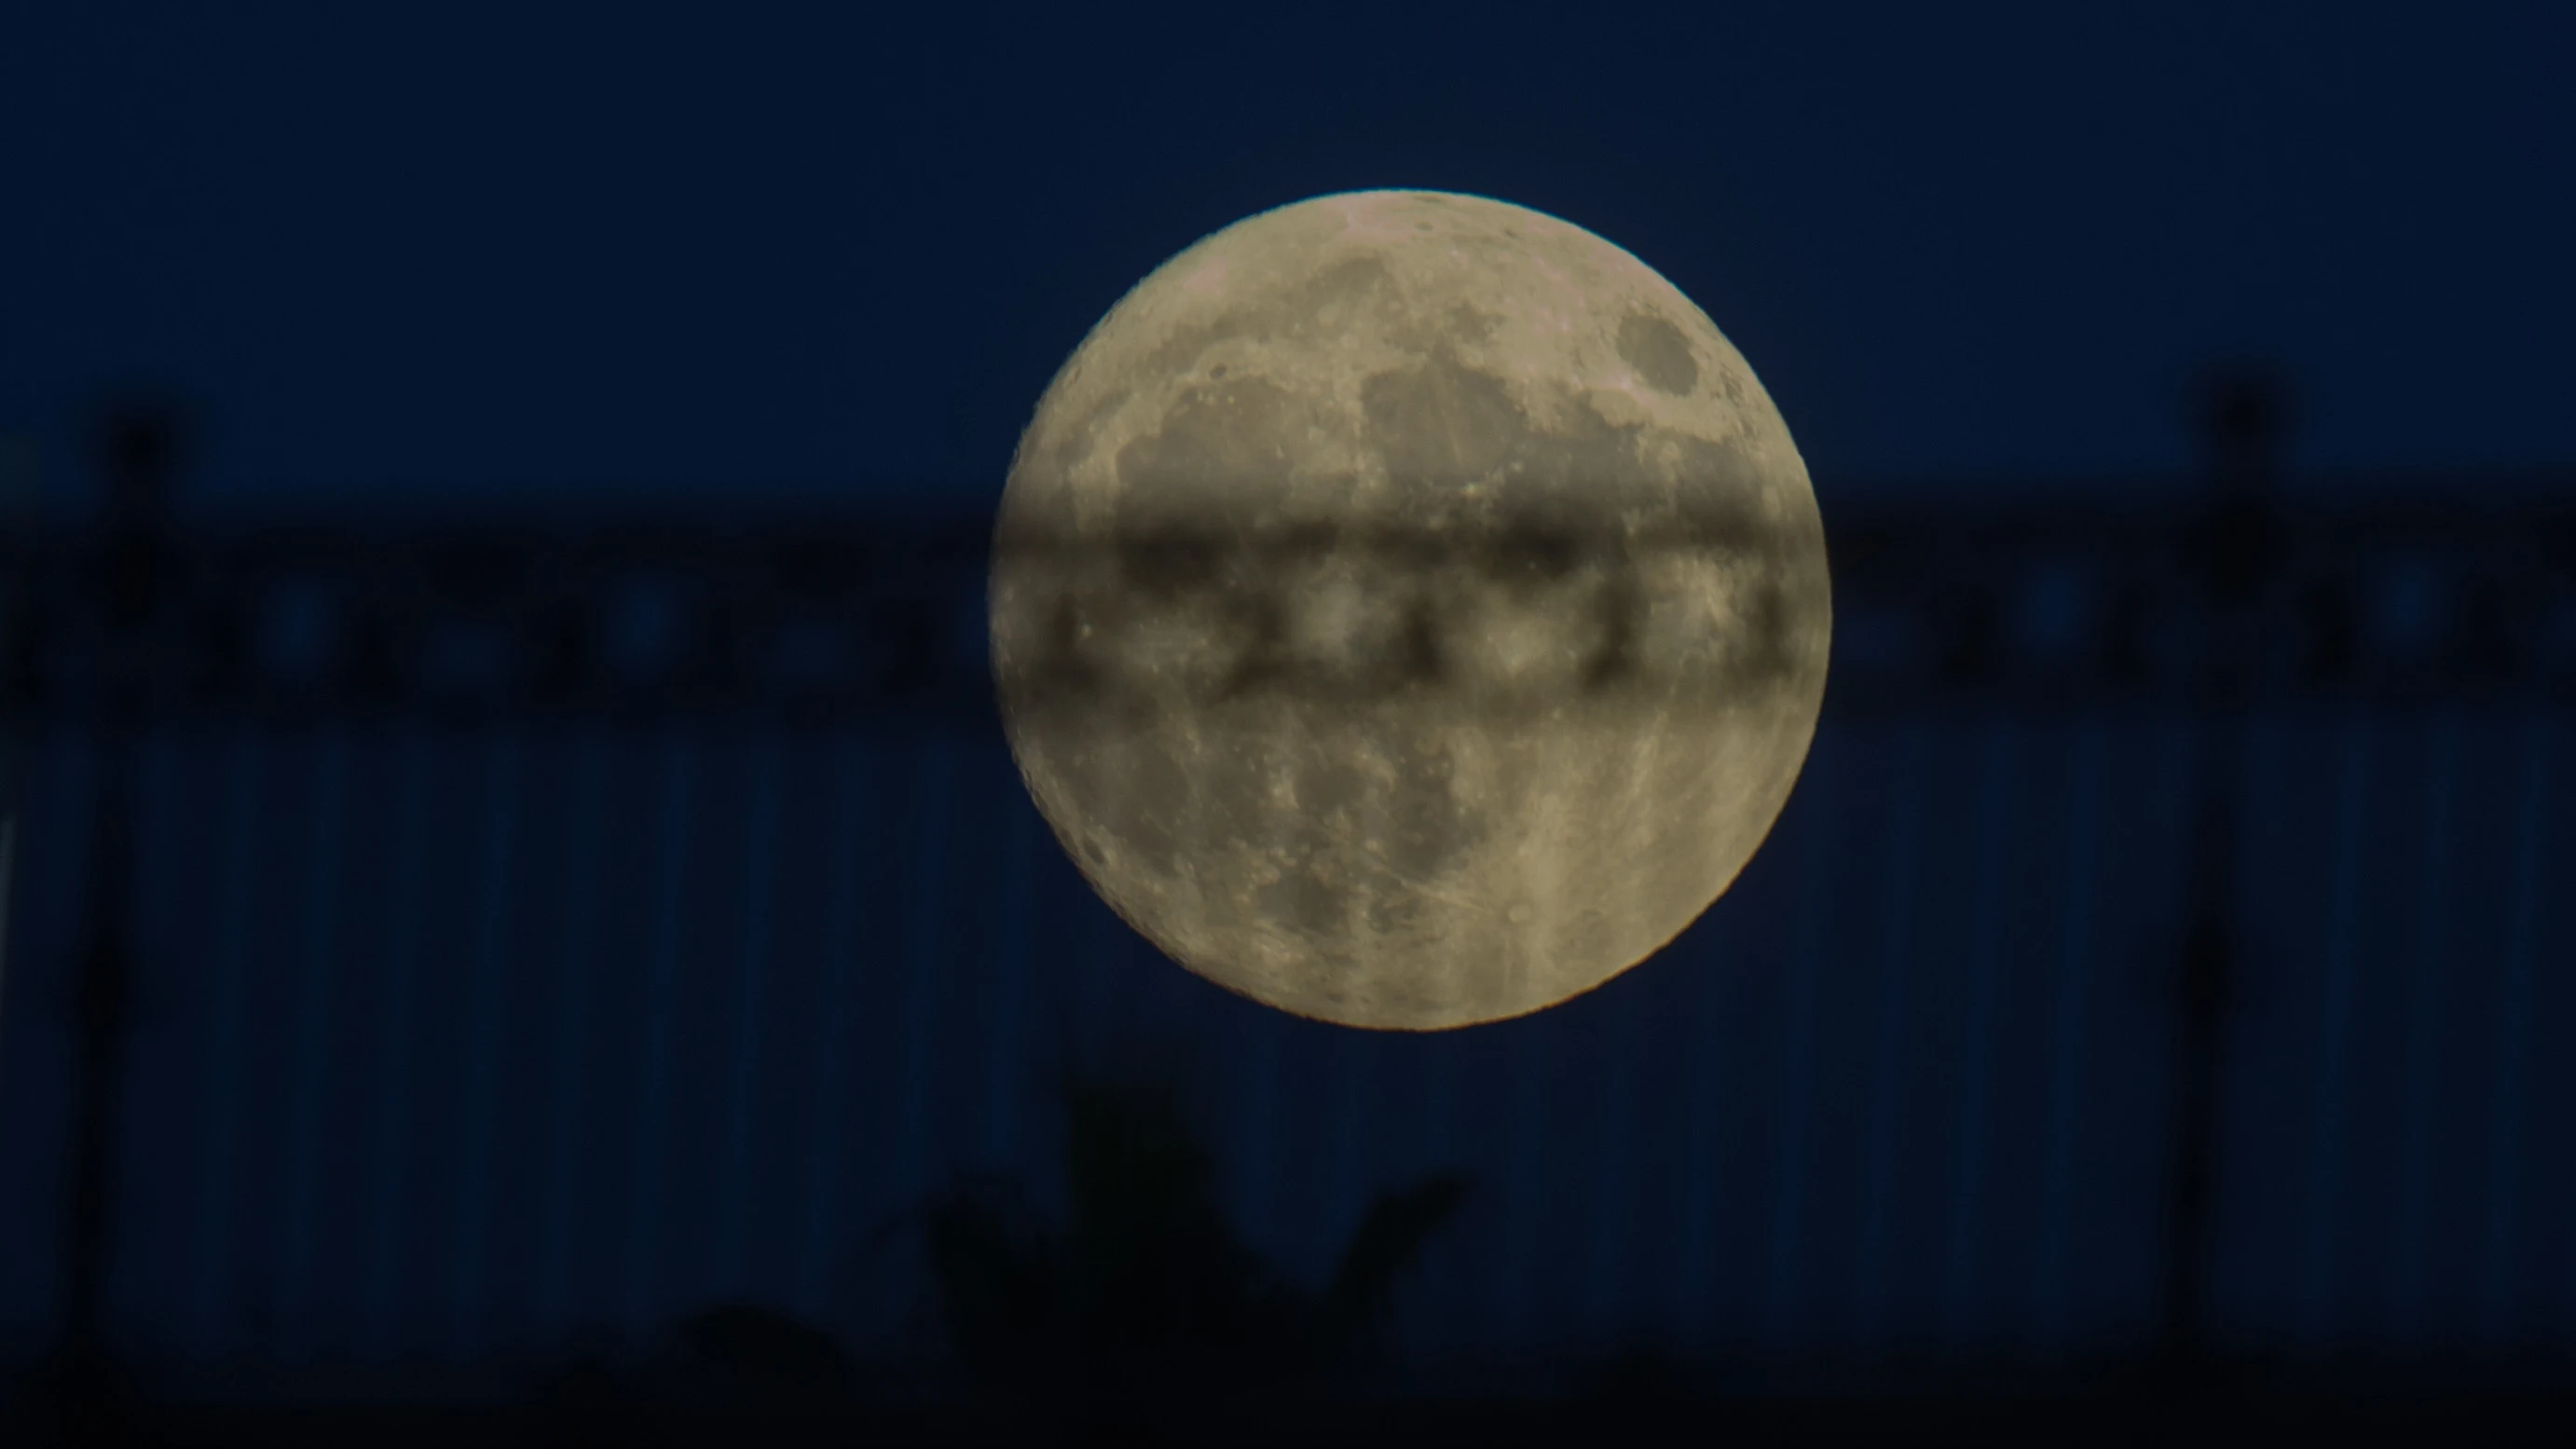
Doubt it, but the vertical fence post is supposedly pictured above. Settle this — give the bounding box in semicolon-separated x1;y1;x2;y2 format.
2156;374;2289;1383
49;402;179;1432
0;433;33;1088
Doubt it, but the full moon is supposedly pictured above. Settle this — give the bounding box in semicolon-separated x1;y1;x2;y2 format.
989;190;1829;1031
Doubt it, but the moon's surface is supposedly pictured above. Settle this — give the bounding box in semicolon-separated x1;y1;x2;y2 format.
990;190;1829;1031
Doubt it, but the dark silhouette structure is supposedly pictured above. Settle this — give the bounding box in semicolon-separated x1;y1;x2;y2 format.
3;387;2575;1445
34;403;187;1448
2147;373;2288;1410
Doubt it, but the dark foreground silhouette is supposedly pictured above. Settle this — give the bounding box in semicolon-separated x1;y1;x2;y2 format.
534;1067;1477;1446
13;1078;2576;1445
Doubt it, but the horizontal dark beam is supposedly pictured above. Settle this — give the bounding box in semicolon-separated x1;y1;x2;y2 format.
3;493;2572;723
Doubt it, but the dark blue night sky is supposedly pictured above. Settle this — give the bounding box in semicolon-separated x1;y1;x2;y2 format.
7;0;2571;516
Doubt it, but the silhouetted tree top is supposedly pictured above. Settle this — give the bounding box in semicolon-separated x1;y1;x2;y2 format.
922;1070;1471;1404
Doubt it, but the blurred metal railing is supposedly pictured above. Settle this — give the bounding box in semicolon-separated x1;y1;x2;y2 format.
4;486;2572;730
3;395;2575;1395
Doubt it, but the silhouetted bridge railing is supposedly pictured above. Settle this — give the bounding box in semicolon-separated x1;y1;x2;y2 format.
5;406;2576;1408
4;487;2574;724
